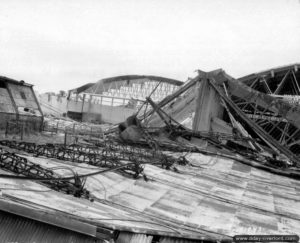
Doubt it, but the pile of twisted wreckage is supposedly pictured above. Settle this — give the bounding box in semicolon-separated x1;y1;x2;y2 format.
0;65;299;242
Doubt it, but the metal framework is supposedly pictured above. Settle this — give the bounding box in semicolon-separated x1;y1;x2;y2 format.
230;94;300;156
238;64;300;96
0;147;90;198
234;66;300;157
138;68;300;167
208;73;300;165
0;139;185;179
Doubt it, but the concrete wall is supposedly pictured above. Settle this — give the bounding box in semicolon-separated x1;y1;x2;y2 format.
82;113;101;123
68;100;136;124
39;93;68;116
67;100;83;113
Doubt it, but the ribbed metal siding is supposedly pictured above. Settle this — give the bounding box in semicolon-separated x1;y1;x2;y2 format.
116;232;153;243
116;232;202;243
159;237;199;243
0;211;103;243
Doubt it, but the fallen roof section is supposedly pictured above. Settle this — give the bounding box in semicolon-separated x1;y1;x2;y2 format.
1;65;300;242
0;147;299;241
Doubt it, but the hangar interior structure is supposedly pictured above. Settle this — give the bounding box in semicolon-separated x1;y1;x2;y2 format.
140;64;300;163
67;75;183;123
236;64;300;158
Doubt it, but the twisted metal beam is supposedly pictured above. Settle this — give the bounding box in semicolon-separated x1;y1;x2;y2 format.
0;147;90;198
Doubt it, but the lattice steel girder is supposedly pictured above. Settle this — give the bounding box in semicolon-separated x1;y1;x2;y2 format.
238;64;300;96
274;70;290;94
0;139;181;178
0;148;90;198
208;76;300;166
227;76;300;130
230;86;299;149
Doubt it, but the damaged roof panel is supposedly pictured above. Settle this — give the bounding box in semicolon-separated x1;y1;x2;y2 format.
0;150;299;240
0;65;300;242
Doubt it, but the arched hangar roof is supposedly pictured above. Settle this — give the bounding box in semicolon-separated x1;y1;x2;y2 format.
237;63;300;95
81;75;183;94
238;63;300;84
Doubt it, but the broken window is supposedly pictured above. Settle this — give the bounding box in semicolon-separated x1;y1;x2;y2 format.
20;91;26;99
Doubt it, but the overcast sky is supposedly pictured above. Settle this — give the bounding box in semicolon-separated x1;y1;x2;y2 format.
0;0;299;93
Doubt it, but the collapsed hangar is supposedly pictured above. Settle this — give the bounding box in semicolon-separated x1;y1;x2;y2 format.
0;64;300;242
141;64;300;164
236;64;300;159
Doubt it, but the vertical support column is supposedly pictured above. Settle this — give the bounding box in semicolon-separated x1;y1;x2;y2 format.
81;94;86;122
192;78;210;131
31;86;44;131
87;94;92;122
111;97;114;106
192;78;223;132
64;131;67;146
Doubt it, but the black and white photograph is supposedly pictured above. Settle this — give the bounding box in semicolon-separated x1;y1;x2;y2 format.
0;0;299;242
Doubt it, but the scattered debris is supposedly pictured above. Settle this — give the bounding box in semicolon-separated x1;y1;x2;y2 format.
0;64;299;242
0;147;90;198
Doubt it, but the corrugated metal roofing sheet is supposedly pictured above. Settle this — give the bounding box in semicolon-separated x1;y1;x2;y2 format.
0;210;103;243
1;151;299;240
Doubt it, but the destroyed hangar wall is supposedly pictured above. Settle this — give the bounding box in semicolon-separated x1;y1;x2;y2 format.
0;76;43;129
1;66;300;242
